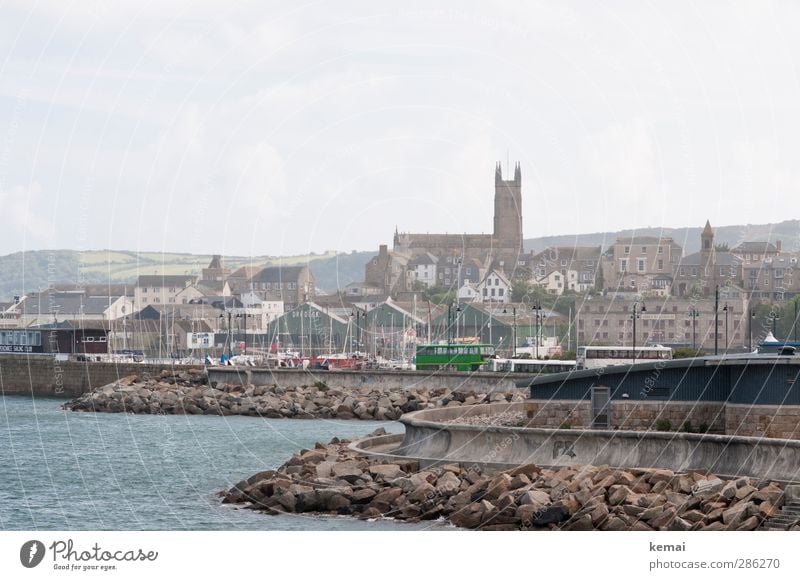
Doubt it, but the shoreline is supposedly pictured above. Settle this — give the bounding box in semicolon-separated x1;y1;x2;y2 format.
62;371;524;420
220;431;796;531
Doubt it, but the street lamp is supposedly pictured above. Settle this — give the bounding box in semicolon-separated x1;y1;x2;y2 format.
722;303;730;353
687;307;700;352
531;300;545;360
219;310;233;358
748;308;756;352
631;302;646;363
768;310;780;338
446;303;461;343
503;306;517;358
237;312;249;355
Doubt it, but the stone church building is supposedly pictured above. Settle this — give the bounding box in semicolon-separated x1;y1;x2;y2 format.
363;162;525;296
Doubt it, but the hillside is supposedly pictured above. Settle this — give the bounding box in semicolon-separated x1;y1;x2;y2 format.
1;219;796;300
524;220;800;255
0;249;375;300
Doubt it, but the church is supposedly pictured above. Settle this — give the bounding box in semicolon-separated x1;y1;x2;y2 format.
362;162;525;296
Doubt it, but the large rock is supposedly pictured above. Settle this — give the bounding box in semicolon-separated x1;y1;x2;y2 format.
368;464;404;480
722;501;756;527
436;472;462;495
518;489;551;507
692;477;725;497
753;484;785;505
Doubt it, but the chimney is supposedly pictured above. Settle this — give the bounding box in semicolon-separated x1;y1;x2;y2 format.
776;240;782;252
379;244;388;256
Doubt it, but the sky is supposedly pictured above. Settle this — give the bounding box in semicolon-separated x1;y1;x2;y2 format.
1;0;799;257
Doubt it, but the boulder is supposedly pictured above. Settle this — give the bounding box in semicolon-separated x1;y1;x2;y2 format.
692;477;725;497
368;464;404;480
722;501;756;527
736;516;760;531
435;471;462;495
408;482;437;503
753;484;785;505
735;484;757;501
518;489;551;507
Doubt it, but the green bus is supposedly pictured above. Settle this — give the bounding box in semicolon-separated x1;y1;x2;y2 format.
414;343;496;371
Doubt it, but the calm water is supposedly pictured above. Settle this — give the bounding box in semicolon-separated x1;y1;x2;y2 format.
0;396;442;531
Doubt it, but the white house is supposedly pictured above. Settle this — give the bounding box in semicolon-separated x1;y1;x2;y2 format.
457;282;480;302
476;269;511;303
408;253;438;288
534;269;579;295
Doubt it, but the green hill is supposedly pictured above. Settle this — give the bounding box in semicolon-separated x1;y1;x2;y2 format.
1;219;796;300
0;249;376;300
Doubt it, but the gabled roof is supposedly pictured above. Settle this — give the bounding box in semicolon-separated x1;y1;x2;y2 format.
479;268;511;287
252;266;308;283
137;275;197;287
732;241;778;254
408;252;438;266
677;251;742;267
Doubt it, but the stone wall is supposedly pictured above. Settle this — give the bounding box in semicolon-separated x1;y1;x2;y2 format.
523;400;591;428
207;367;520;395
612;401;725;433
726;404;800;439
0;355;202;398
524;399;734;435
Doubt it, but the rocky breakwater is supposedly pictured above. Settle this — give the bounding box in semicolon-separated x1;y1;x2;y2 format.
64;371;524;419
220;434;793;531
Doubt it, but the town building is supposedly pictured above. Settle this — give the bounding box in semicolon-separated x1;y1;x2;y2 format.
602;235;683;296
250;265;315;307
134;275;197;310
531;246;602;293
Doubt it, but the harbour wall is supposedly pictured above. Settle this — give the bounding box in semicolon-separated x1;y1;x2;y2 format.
0;355;203;398
392;403;800;482
0;354;520;398
206;367;521;394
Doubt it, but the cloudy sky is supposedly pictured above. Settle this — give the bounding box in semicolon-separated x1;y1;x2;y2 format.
1;0;799;257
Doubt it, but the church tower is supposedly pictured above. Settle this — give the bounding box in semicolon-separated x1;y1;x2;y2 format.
700;220;715;270
493;161;523;254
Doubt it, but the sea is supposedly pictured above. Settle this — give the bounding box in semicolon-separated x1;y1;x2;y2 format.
0;395;445;531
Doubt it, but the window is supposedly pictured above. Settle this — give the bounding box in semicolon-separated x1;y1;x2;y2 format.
641;246;647;253
142;287;147;293
498;288;504;297
657;259;664;271
630;280;636;287
658;246;664;254
620;259;628;272
637;258;646;272
624;246;630;254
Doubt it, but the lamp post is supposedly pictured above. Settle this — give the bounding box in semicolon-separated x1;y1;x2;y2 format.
714;285;720;355
687;307;699;351
237;312;249;355
531;300;545;359
219;310;233;358
631;302;646;363
503;306;517;358
722;303;730;353
748;308;756;352
768;310;780;338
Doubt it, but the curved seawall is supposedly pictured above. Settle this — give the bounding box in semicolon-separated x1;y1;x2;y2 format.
392;403;800;482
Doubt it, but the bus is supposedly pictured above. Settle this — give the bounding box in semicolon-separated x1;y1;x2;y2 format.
489;358;577;374
576;345;672;369
414;343;496;371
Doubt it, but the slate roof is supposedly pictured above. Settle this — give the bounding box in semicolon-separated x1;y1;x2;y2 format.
137;275;197;287
252;266;308;283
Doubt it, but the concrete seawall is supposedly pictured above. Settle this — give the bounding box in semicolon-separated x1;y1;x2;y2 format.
391;403;800;482
0;354;203;398
207;367;521;394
